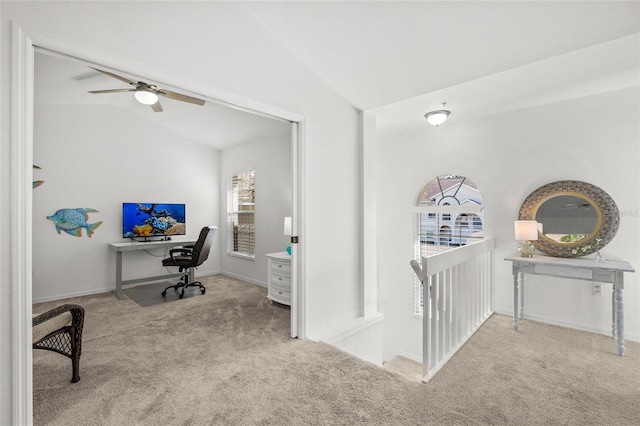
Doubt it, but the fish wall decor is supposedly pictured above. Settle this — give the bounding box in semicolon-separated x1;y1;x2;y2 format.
47;208;103;238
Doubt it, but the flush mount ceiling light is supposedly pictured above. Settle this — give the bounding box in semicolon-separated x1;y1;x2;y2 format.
424;103;451;127
134;88;159;105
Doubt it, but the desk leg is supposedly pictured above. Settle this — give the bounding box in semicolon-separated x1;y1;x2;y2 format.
114;251;125;300
513;271;519;331
614;272;624;356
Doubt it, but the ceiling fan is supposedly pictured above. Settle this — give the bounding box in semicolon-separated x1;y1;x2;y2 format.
87;67;205;112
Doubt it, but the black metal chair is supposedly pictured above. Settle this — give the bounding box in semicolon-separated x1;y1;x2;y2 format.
33;303;85;383
161;225;217;299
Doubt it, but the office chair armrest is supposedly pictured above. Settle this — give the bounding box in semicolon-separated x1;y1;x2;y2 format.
168;248;193;261
168;248;201;264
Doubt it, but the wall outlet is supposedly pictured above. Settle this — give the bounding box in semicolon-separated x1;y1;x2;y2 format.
592;283;602;296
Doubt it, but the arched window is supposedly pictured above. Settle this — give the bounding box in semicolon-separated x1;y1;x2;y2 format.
413;174;485;314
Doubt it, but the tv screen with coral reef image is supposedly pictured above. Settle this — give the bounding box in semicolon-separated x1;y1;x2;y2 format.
122;203;186;240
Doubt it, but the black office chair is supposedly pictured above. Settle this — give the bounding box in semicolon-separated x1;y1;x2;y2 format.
161;225;217;299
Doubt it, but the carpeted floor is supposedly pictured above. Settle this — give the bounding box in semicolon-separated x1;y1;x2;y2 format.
123;281;207;307
33;275;640;425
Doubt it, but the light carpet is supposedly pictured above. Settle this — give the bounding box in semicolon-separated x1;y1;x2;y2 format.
33;275;640;425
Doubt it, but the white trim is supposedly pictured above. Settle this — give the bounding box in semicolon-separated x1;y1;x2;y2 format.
11;24;307;424
290;122;300;338
493;309;640;343
12;23;34;426
219;272;266;288
226;252;256;261
413;205;484;213
317;312;384;345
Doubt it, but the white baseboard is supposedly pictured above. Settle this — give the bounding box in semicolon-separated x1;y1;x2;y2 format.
310;312;385;366
394;350;422;365
494;308;640;342
219;271;267;288
32;269;227;304
309;311;384;344
33;286;116;304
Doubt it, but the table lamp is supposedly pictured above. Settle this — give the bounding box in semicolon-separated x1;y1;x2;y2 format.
284;216;292;255
514;220;538;258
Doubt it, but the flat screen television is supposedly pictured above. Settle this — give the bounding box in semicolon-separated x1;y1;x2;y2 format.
122;203;186;240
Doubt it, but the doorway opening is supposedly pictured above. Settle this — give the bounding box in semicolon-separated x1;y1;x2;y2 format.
12;27;305;422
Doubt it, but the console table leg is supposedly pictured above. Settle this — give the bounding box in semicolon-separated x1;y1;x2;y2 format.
513;272;519;330
614;275;624;356
520;274;525;320
611;287;616;339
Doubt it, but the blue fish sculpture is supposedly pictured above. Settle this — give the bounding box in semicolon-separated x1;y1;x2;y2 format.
47;208;103;238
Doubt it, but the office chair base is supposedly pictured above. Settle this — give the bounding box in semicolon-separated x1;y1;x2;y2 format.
161;281;206;299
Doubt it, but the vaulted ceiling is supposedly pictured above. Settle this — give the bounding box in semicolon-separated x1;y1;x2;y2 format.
34;2;640;148
243;1;639;110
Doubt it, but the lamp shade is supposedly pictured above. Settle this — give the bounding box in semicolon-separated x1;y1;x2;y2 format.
134;89;159;105
283;217;292;236
424;110;450;127
514;220;539;241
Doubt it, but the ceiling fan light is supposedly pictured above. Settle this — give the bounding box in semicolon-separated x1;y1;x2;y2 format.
425;110;450;127
134;89;159;105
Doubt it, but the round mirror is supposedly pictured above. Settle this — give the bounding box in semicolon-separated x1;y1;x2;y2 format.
535;194;601;244
519;181;619;257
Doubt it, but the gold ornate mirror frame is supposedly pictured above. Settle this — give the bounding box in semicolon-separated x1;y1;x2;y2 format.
518;180;619;257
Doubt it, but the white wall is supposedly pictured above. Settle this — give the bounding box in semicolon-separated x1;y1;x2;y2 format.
376;87;640;363
32;104;220;302
1;3;362;421
220;134;292;286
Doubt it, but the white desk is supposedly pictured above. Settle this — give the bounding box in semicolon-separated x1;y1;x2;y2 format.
505;253;635;356
109;238;197;299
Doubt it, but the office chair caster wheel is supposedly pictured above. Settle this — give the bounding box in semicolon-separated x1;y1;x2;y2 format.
201;289;206;295
179;292;184;299
161;291;167;296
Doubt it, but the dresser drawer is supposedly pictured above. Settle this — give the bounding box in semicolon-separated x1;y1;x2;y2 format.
271;271;291;286
270;285;291;304
271;259;291;274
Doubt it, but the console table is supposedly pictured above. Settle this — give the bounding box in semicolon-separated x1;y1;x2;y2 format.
109;238;197;299
505;253;634;356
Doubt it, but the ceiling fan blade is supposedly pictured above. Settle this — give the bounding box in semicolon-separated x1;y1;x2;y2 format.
158;89;205;106
151;101;163;112
88;88;135;94
90;67;137;86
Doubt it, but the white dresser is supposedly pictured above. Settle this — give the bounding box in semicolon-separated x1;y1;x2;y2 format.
266;251;292;306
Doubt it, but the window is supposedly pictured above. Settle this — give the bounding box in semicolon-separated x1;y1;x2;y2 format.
227;169;255;259
413;174;485;315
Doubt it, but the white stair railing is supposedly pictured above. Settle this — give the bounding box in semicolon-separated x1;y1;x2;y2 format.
410;238;494;382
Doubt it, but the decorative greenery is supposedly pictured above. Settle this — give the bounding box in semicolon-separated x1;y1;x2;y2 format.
571;238;603;256
560;234;588;243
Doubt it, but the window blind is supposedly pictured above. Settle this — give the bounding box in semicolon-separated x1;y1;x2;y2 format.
227;170;255;258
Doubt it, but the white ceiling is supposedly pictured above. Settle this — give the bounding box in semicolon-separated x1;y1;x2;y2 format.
34;51;292;151
34;2;640;148
243;1;640;110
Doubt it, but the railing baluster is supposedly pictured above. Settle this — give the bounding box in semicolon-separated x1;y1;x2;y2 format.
420;238;495;381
